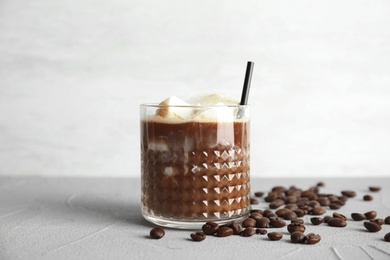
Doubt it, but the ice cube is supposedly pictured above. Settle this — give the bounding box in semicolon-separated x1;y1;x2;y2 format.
156;96;194;119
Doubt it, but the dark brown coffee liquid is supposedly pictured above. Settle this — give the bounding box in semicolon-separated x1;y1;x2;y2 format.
141;119;250;220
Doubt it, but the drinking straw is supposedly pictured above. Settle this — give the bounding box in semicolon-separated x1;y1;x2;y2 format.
240;61;255;105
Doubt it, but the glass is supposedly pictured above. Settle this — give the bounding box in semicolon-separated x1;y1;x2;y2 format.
140;104;250;229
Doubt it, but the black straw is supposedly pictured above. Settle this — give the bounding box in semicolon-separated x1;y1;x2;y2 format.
240;61;254;105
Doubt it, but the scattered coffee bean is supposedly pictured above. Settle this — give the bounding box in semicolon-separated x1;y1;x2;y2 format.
190;232;206;241
270;218;286;228
364;221;381;232
311;207;326;215
254;191;264;197
328;218;347;227
351;213;366;221
202;221;219;235
369;218;384;226
293;209;306;217
275;208;291;217
268;232;283;241
264;193;277;202
256;228;267;235
311;217;323;225
242;218;257;227
341;190;356;198
216;226;234;237
282;211;298;220
269;199;285;209
272;186;287;194
317;197;330;206
257;217;270;228
291;219;305;224
364;211;377;220
263;209;274;217
250;197;259;205
385;216;390;225
317;181;325;187
249;212;263;221
329;203;342;210
150;227;165;239
287;223;306;234
308;201;321;208
291;231;306;243
306;233;321;244
384;232;390;242
285;203;299;211
323;215;332;223
333;212;347;221
230;222;243;235
369;186;381;192
363;195;373;201
240;227;256;237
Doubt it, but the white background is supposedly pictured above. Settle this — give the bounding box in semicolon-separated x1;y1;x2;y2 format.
1;0;389;178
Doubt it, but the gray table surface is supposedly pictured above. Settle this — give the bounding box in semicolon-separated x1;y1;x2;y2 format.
1;177;390;260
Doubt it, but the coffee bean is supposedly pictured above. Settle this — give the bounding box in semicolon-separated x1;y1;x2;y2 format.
306;233;321;244
285;203;299;211
242;217;257;227
341;190;356;198
282;211;298;220
269;199;285;209
267;232;283;241
329;203;342;210
262;209;274;218
240;227;256;237
216;226;234;237
150;227;165;239
264;193;278;202
256;228;267;235
370;218;384;226
287;223;306;234
270;218;286;228
328;218;347;227
323;215;332;223
257;217;270;228
317;197;330;206
363;195;373;201
364;221;381;232
230;222;243;235
190;232;206;241
254;191;264;197
293;209;306;217
385;216;390;224
272;186;287;194
384;232;390;242
291;218;305;224
250;197;259;205
249;212;263;220
308;201;321;208
364;210;377;220
285;196;298;204
311;207;326;215
275;208;291;217
351;213;366;221
202;221;219;235
317;181;325;187
310;217;323;225
291;231;306;243
369;186;381;192
333;212;347;221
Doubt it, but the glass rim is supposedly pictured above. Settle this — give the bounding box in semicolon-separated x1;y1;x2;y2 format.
140;103;250;109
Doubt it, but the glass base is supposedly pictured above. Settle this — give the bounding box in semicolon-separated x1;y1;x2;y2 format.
142;212;250;230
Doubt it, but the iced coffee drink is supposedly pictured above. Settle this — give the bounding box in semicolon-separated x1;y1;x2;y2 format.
140;95;250;229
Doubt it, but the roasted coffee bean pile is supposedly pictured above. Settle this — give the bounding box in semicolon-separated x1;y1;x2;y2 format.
149;183;390;243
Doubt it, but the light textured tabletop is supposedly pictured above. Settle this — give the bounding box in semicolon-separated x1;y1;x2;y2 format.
1;177;390;260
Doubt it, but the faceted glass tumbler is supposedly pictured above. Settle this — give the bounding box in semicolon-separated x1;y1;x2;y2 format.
140;104;250;229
